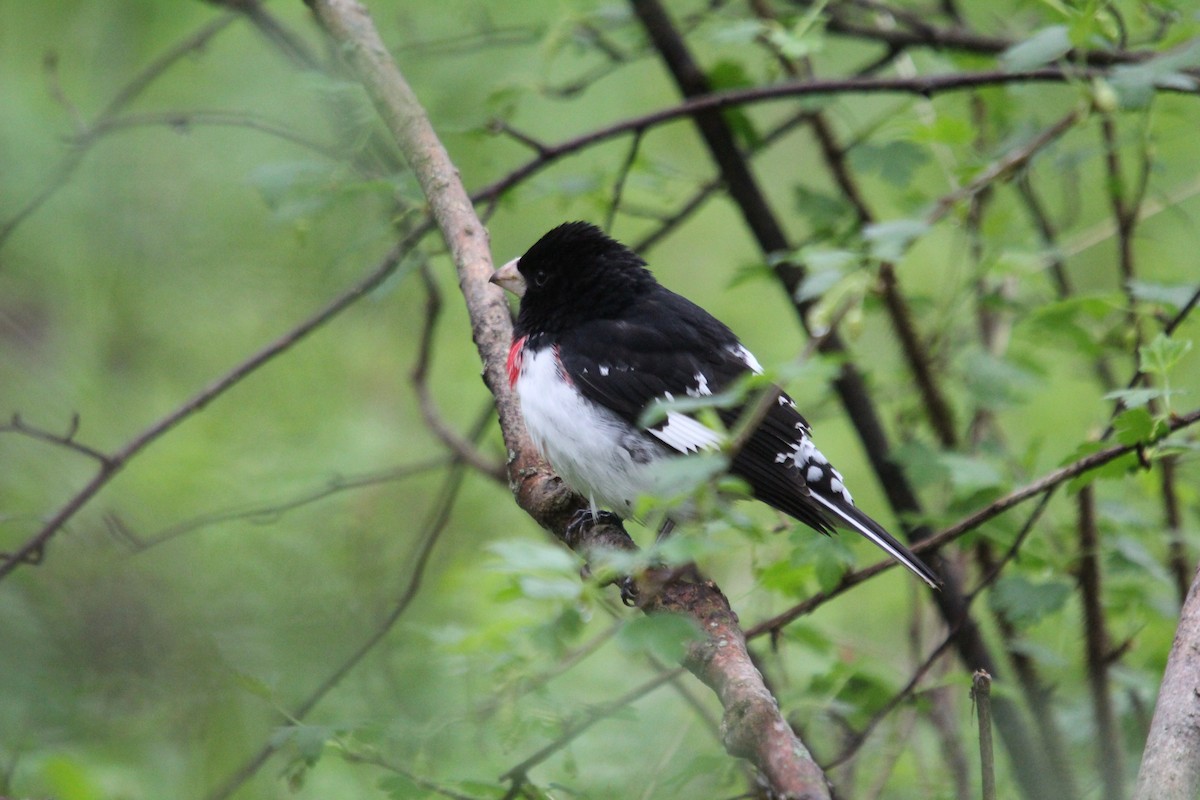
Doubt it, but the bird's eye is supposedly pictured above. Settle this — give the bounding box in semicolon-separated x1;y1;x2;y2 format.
533;270;549;288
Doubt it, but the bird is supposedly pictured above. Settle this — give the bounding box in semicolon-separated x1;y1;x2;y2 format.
490;221;940;589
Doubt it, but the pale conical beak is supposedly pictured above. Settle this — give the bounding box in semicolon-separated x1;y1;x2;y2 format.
489;257;526;298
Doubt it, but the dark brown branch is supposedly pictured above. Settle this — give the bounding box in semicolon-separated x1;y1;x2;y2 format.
820;0;1177;68
471;64;1139;210
1077;486;1125;800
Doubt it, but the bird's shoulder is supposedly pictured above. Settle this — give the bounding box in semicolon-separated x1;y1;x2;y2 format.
552;287;754;423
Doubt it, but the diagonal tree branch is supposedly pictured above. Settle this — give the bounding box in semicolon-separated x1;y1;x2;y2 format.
304;1;833;797
625;2;1070;796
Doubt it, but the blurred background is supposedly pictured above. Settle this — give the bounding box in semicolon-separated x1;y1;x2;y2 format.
2;1;1198;798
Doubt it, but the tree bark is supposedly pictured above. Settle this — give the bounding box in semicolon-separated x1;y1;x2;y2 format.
304;1;832;796
1134;562;1200;800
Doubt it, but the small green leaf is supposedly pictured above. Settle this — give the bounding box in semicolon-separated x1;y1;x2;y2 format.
1110;40;1200;108
794;264;848;303
1127;280;1200;311
1139;334;1192;378
379;774;423;800
849;141;931;187
1001;26;1072;72
794;185;854;234
988;575;1071;627
41;755;102;800
937;453;1007;494
1104;388;1165;410
616;613;703;662
1113;407;1156;446
862;218;930;261
517;574;581;601
488;539;579;573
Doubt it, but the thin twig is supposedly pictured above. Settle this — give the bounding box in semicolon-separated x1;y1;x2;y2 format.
204;410;487;800
0;225;432;580
413;265;508;481
971;670;996;800
0;413;111;465
744;405;1200;637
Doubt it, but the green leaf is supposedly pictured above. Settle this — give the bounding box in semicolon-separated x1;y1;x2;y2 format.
379;774;423;800
862;218;930;261
1104;388;1166;410
936;453;1007;494
1112;407;1156;446
1001;26;1072;72
616;613;703;662
1139;334;1193;378
793;263;850;304
849;141;931;188
794;185;854;234
988;575;1072;627
962;350;1040;410
488;539;579;573
1128;280;1200;311
517;574;582;601
1110;40;1200;108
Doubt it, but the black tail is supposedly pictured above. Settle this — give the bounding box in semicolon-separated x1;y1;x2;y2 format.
808;492;942;589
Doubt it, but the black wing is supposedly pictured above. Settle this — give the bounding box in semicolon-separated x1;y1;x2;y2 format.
555;287;941;588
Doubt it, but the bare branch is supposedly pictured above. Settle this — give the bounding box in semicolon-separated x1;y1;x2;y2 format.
1;413;111;465
412;265;508;482
971;670;997;800
0;229;428;580
1077;485;1125;800
204;411;486;800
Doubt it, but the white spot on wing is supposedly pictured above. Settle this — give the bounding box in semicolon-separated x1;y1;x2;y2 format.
687;371;712;398
729;344;763;374
599;365;610;376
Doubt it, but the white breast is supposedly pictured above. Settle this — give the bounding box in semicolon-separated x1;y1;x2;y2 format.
516;346;664;516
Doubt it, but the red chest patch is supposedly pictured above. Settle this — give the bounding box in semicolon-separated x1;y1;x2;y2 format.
507;336;526;388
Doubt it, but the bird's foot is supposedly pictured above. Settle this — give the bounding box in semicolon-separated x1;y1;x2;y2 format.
565;508;624;541
618;576;639;607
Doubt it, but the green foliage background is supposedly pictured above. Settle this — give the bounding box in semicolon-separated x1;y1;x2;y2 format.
1;1;1199;798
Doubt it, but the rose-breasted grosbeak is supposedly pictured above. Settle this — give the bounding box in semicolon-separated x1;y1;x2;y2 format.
491;221;939;589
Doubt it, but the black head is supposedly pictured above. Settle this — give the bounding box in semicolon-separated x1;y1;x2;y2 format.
504;222;658;337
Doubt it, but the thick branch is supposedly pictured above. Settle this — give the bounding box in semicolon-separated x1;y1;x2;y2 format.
305;2;832;796
1135;562;1200;800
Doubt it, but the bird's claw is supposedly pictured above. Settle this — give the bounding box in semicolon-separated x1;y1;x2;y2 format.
618;576;639;606
565;508;624;541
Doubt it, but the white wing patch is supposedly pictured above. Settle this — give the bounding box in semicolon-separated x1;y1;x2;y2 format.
649;411;724;454
686;371;712;398
729;343;763;374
